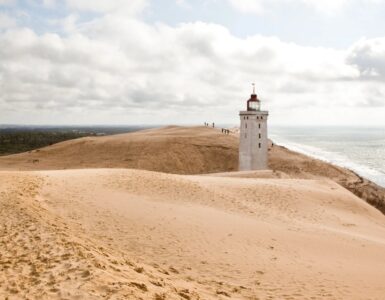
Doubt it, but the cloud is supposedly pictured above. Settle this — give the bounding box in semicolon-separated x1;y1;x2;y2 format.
37;0;148;16
227;0;384;15
64;0;148;15
175;0;193;9
347;37;385;79
0;0;16;5
0;13;16;29
227;0;265;14
364;86;385;107
227;0;347;14
300;0;349;13
0;3;384;125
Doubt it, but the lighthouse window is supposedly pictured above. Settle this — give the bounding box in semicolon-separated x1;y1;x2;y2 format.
259;143;261;148
247;116;249;120
259;124;261;129
259;133;261;139
245;123;247;129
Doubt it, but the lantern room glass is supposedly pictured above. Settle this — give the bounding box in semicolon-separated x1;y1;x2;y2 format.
248;100;260;111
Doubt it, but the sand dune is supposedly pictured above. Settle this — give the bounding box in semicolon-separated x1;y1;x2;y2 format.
0;126;238;174
1;125;384;213
1;126;385;299
1;168;385;299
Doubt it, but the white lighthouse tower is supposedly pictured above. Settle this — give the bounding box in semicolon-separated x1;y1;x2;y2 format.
239;85;269;171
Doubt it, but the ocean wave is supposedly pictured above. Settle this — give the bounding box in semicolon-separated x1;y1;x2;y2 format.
271;134;385;188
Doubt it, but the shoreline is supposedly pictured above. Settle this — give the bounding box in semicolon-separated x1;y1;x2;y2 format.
269;142;385;215
271;136;385;188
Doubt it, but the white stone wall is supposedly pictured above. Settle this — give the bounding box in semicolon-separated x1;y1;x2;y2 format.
239;111;269;171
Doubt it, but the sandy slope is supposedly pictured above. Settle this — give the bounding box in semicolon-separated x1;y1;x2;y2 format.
1;168;385;299
0;125;384;213
0;126;238;174
1;126;385;299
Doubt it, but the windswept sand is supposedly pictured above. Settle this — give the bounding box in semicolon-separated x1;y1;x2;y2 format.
0;126;238;174
1;169;385;299
1;125;384;213
1;126;385;299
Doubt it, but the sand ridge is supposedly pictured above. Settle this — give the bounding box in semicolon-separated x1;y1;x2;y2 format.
0;126;238;174
0;125;384;214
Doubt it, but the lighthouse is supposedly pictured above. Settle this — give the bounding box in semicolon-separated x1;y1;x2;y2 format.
239;85;269;171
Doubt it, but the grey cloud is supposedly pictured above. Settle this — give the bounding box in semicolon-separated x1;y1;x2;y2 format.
359;86;385;107
347;38;385;80
365;98;385;107
277;80;312;94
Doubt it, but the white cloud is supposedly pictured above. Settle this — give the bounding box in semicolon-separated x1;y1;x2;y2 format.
227;0;264;14
1;3;385;125
49;13;78;33
65;0;148;15
175;0;192;9
228;0;384;15
38;0;148;15
300;0;348;13
0;13;16;29
42;0;56;8
0;0;16;5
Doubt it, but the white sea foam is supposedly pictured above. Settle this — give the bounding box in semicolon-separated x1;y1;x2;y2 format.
271;134;385;187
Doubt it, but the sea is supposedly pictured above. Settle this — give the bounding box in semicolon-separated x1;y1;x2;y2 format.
269;126;385;188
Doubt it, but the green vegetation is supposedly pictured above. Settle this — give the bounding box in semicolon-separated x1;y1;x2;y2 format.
0;126;151;156
0;131;93;156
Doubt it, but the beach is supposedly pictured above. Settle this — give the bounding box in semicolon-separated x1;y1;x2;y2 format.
270;126;385;188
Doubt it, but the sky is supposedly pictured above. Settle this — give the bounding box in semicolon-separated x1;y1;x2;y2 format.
1;0;385;126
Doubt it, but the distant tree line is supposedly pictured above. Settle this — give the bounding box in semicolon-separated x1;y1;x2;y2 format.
0;131;92;155
0;126;153;156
